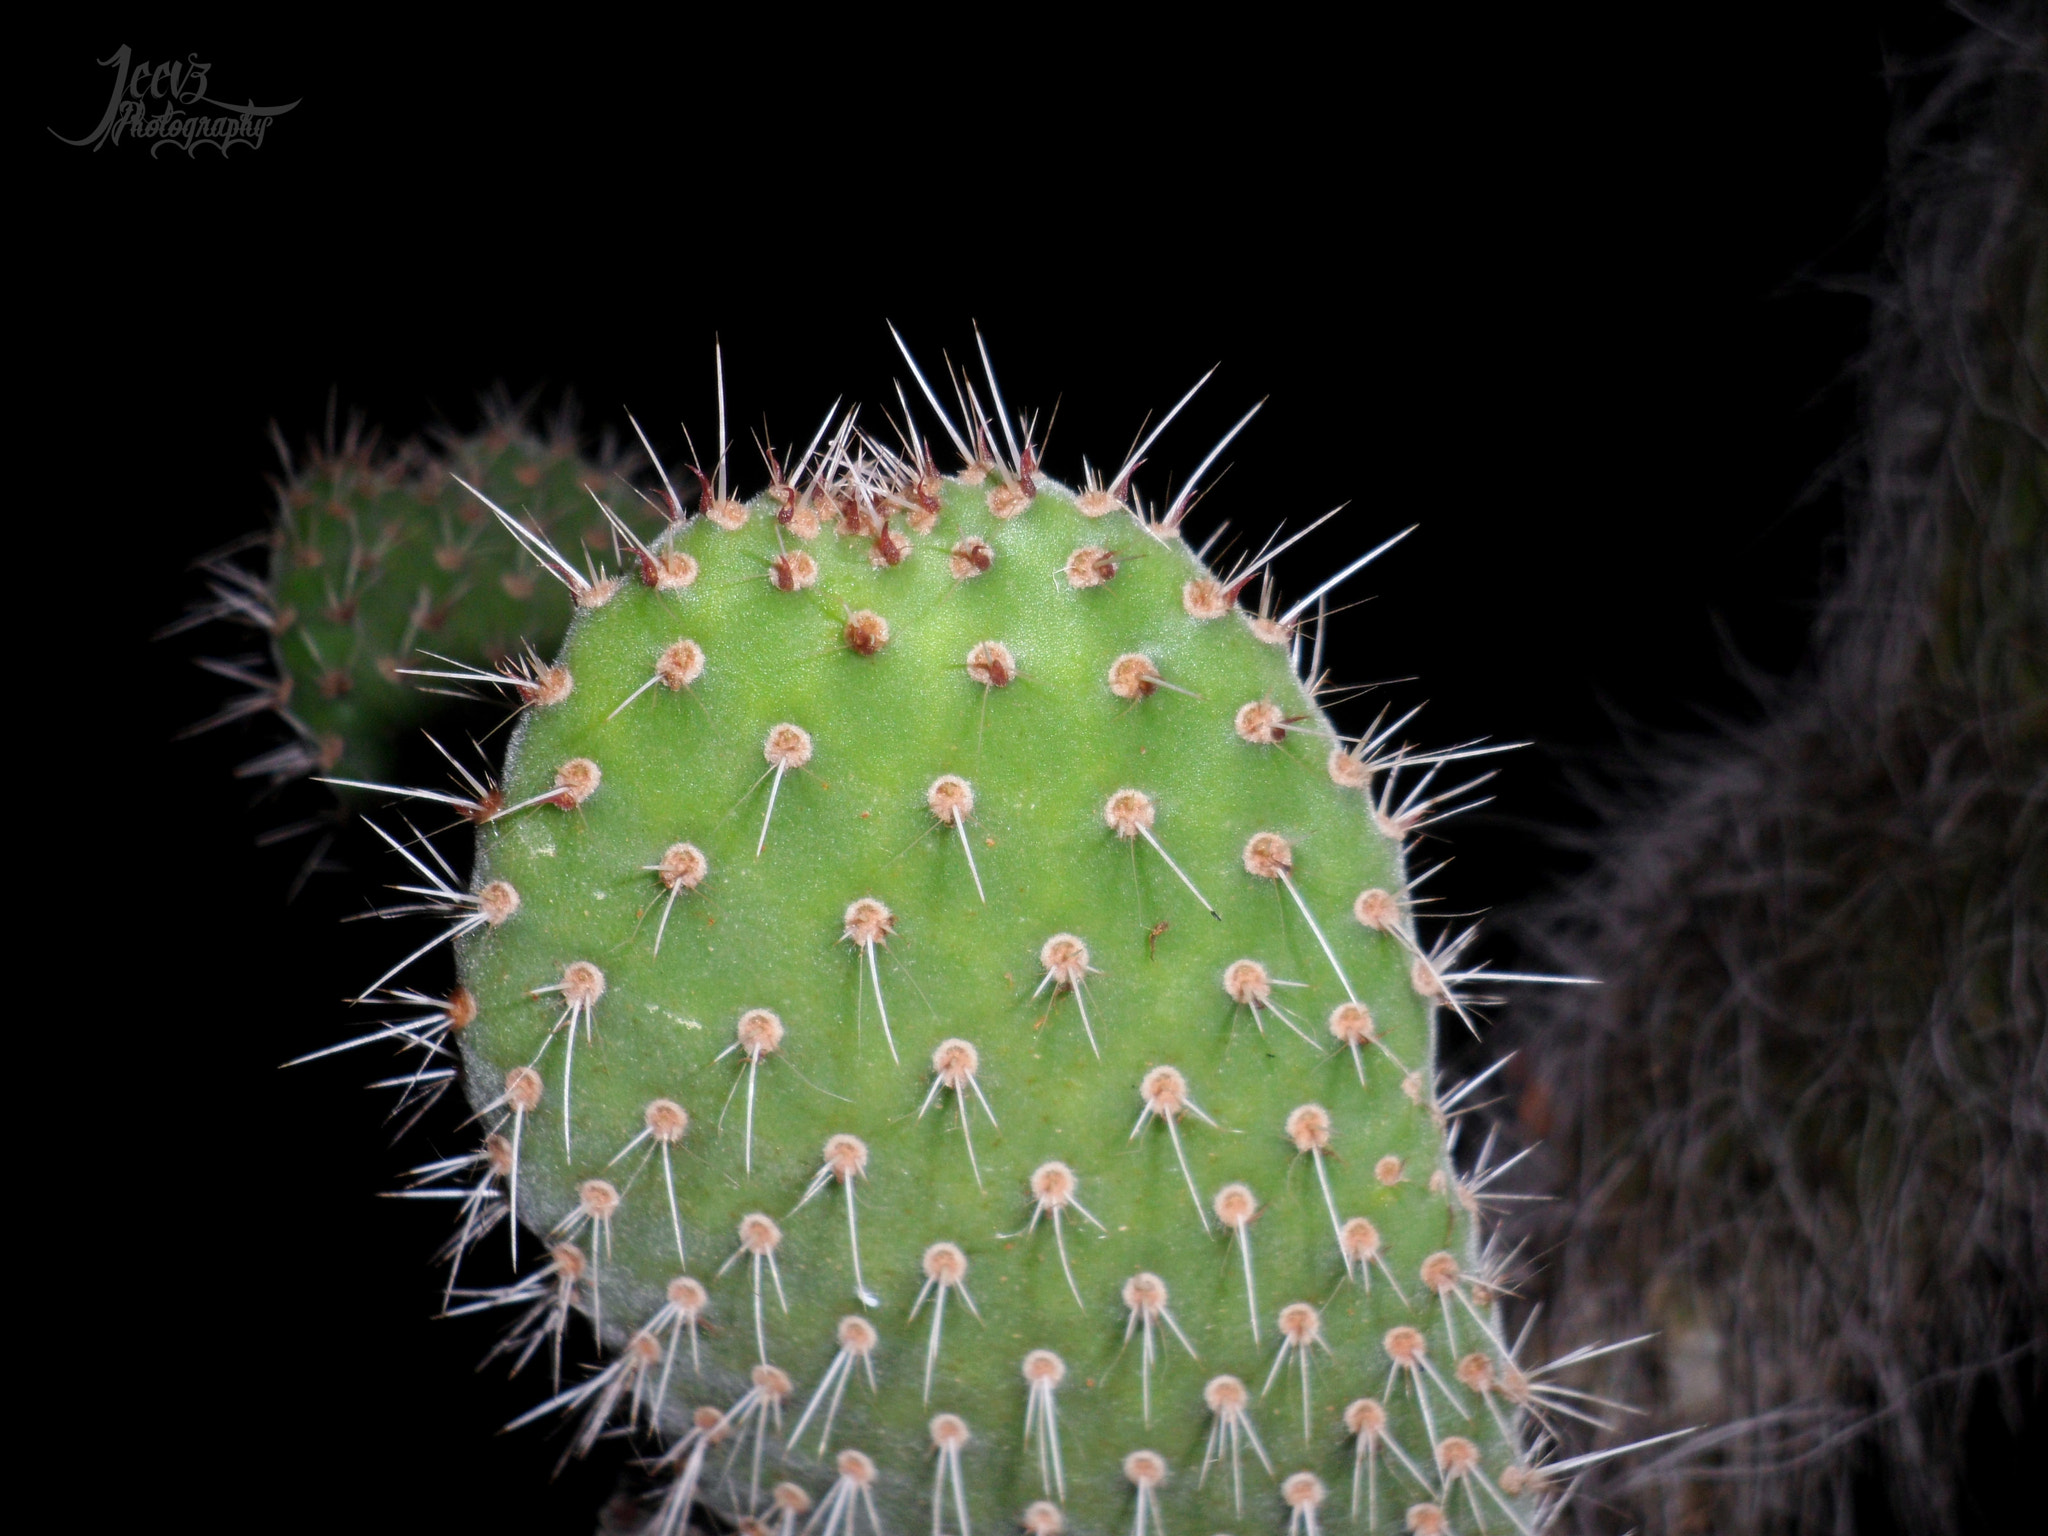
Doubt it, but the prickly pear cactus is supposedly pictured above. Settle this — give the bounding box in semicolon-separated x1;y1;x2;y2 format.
176;410;619;790
427;380;1550;1536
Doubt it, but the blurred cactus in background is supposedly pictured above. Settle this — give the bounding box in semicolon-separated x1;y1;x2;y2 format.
166;393;628;880
1504;17;2045;1534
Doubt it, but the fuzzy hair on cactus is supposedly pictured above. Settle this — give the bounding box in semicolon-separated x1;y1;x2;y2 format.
1502;23;2044;1536
331;335;1643;1536
169;394;627;803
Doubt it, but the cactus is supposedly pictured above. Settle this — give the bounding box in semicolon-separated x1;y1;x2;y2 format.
1502;22;2045;1535
330;338;1638;1536
171;396;626;798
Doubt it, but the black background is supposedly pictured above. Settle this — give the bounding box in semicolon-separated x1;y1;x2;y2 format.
28;8;1983;1531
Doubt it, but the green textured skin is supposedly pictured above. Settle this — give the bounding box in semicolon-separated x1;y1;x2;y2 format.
267;427;607;786
457;477;1521;1533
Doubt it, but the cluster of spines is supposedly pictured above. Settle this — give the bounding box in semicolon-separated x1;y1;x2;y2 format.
314;335;1666;1534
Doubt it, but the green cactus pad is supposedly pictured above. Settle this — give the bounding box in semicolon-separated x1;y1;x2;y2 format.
448;457;1532;1534
279;425;617;787
182;417;617;791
